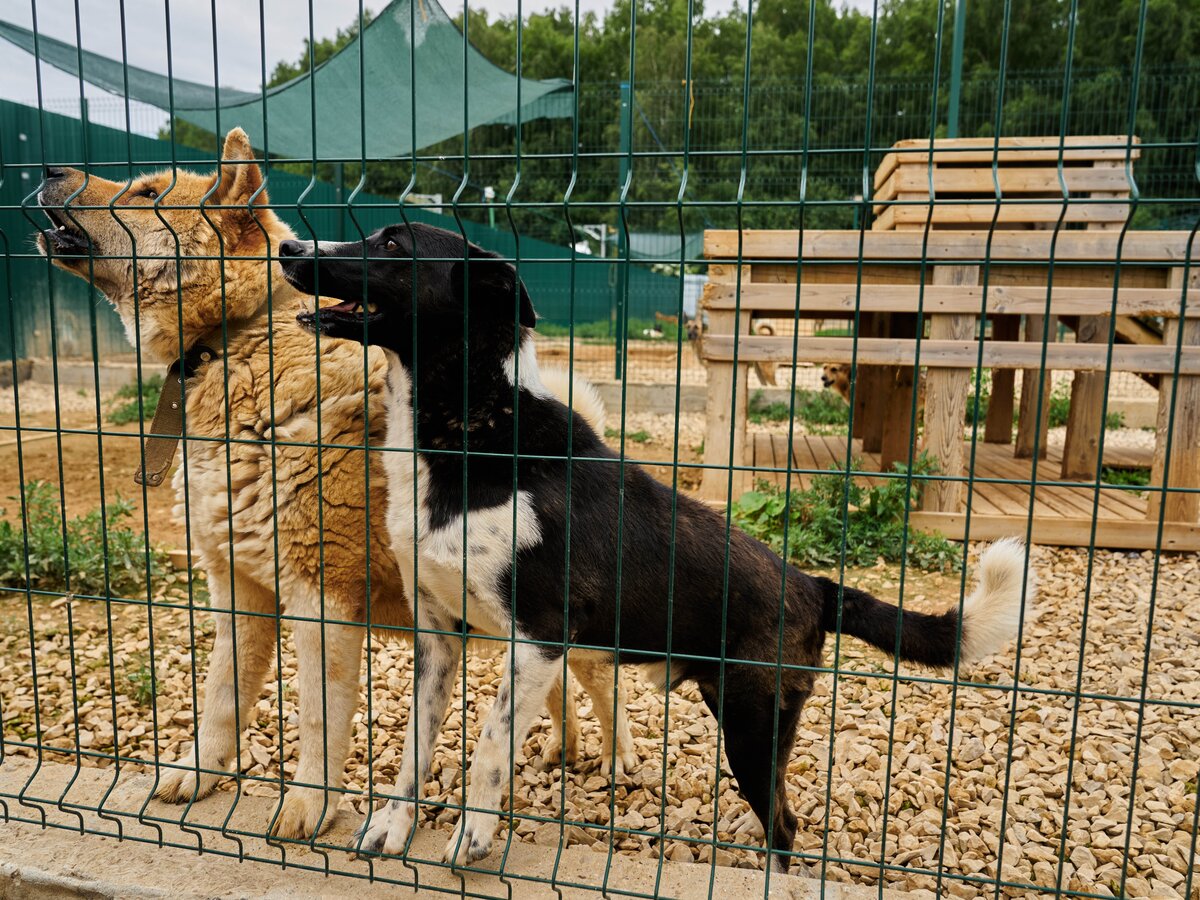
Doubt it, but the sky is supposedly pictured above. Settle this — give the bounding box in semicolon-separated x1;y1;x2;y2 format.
1;0;874;134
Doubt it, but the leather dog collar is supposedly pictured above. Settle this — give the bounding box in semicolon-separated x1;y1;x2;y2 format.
134;343;220;487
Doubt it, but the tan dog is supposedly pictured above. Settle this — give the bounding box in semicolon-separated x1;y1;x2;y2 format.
821;363;852;402
36;128;631;840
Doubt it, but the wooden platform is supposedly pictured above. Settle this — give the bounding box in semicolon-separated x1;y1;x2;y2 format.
750;433;1200;551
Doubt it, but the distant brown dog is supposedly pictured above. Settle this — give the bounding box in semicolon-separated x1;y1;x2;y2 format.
821;363;852;402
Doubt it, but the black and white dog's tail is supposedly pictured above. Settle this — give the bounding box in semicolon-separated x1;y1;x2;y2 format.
816;538;1034;667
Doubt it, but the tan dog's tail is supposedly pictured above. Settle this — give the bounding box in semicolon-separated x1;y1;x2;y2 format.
539;367;606;435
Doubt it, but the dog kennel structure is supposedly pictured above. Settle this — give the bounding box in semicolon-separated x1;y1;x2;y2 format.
698;136;1200;551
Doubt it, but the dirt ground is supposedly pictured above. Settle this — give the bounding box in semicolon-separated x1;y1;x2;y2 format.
1;379;1196;899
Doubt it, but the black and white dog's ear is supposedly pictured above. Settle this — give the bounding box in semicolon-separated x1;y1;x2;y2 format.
452;247;538;329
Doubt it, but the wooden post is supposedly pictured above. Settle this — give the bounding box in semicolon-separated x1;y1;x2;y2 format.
984;315;1019;444
1061;315;1108;480
1015;314;1057;460
700;265;753;502
857;314;889;452
1146;270;1200;524
921;266;979;512
880;313;919;473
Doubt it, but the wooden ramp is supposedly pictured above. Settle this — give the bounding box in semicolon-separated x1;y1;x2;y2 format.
749;432;1200;552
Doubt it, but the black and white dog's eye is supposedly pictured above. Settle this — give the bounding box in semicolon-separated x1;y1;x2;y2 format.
385;239;397;251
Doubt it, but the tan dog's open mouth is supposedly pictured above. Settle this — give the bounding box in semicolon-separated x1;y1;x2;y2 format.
40;208;91;256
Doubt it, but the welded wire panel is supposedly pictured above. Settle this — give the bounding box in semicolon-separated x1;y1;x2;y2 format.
1;1;1198;898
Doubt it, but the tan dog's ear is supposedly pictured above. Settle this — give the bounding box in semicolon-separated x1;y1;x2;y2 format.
213;127;265;206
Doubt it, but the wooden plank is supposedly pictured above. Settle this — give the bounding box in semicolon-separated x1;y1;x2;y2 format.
703;229;1194;264
884;202;1129;227
857;314;888;452
1061;316;1109;480
969;482;1022;517
700;282;1200;318
874;165;1133;203
984;316;1019;444
922;266;978;513
1014;315;1056;460
701;335;1200;375
982;446;1143;520
908;512;1200;552
1147;272;1200;524
872;135;1141;188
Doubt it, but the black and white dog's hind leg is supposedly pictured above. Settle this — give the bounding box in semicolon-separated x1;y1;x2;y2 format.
443;640;563;866
354;597;462;857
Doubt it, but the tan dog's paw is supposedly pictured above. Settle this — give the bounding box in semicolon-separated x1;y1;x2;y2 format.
540;733;578;770
154;756;221;804
269;786;336;840
599;745;638;780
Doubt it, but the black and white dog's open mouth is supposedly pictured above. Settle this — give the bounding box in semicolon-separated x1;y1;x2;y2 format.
41;208;90;255
295;297;382;334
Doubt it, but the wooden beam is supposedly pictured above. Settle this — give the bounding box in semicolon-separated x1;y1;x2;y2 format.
879;202;1129;230
1014;315;1056;460
700;335;1200;375
922;266;978;513
1147;270;1200;525
907;512;1200;552
874;165;1133;203
985;316;1020;444
872;135;1141;188
700;282;1200;318
703;229;1196;263
1060;316;1109;481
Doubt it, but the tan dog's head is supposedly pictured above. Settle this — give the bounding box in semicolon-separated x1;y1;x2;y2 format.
821;363;852;403
36;128;295;362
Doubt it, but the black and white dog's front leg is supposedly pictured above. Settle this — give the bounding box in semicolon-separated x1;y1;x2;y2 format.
443;639;561;866
354;596;461;857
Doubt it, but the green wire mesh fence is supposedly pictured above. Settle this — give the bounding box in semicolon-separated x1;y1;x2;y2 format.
1;0;1198;897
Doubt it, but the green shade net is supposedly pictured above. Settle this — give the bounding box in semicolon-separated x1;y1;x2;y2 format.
0;0;571;159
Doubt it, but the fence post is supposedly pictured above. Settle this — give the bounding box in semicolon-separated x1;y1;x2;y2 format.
1014;314;1056;459
1060;315;1108;480
1146;268;1200;523
614;81;632;380
921;265;979;512
700;264;752;502
984;315;1019;443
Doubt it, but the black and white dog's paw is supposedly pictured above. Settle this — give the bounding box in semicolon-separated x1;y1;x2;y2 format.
351;799;415;858
443;814;495;866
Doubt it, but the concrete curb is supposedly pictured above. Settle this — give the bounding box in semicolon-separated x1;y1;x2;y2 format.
0;758;923;899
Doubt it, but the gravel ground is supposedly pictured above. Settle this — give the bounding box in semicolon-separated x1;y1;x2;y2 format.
3;544;1196;898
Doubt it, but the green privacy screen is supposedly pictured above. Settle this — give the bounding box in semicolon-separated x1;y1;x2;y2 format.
0;0;572;159
0;98;681;360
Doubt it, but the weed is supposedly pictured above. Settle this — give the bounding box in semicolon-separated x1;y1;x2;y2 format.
1101;466;1150;492
747;389;849;429
107;375;163;425
605;427;651;443
0;481;167;597
126;658;157;707
731;455;961;573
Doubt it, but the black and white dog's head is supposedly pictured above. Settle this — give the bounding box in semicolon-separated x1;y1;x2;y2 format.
280;222;536;349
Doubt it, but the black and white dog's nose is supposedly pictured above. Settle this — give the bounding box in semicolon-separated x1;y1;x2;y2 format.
278;240;309;257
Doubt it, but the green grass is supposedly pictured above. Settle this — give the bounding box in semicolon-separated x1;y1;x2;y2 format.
1045;381;1124;430
606;427;651;443
1100;466;1150;489
732;454;961;573
107;375;163;425
125;657;157;707
0;481;167;597
538;317;681;344
748;389;850;430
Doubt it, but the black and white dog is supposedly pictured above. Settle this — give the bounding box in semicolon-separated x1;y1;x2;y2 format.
282;222;1034;873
